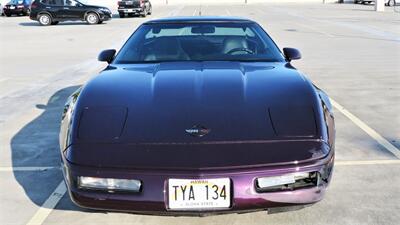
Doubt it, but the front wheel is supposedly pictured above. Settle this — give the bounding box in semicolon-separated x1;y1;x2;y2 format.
119;13;125;18
51;21;59;25
38;14;52;26
388;0;396;6
86;12;99;25
5;13;11;17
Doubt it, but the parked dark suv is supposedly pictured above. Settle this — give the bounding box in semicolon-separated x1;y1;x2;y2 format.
118;0;151;18
30;0;112;26
3;0;31;17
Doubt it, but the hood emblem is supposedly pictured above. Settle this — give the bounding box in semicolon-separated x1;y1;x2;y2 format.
185;125;210;137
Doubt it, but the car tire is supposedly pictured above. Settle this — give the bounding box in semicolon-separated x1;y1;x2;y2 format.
119;13;125;18
388;0;395;6
38;13;52;26
148;7;152;15
51;21;59;25
5;13;11;17
86;12;99;25
97;20;103;24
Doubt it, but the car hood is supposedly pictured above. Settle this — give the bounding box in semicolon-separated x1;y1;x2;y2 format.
67;61;327;168
85;5;108;9
73;61;323;144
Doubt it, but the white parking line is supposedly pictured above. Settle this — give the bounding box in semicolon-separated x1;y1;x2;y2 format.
296;22;335;38
25;181;66;225
226;9;232;16
0;167;57;172
331;99;400;159
0;78;9;83
336;160;400;166
167;5;184;17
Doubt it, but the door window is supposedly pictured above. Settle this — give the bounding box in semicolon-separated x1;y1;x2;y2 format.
41;0;63;5
64;0;80;6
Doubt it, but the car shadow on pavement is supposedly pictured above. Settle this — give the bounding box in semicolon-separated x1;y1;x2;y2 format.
18;22;45;26
18;21;108;26
10;85;92;212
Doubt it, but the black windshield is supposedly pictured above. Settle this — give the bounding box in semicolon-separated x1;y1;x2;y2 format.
114;22;285;64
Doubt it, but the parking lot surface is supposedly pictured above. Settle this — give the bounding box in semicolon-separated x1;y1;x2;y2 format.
0;2;399;225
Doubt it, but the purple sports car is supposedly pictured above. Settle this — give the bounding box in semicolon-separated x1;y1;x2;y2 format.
60;17;335;215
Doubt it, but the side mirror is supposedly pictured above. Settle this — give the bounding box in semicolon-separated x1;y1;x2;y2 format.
98;49;116;64
283;48;301;62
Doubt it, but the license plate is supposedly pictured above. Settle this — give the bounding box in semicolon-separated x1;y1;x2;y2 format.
10;6;15;9
168;178;231;210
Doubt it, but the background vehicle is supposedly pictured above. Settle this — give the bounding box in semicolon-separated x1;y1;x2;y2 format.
3;0;31;17
385;0;396;6
30;0;112;26
0;3;3;16
118;0;151;18
354;0;397;6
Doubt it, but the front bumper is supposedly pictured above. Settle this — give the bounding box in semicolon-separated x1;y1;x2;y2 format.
99;13;112;21
62;152;334;215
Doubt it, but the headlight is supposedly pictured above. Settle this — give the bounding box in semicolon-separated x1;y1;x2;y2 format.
100;8;111;14
78;176;142;192
256;172;319;192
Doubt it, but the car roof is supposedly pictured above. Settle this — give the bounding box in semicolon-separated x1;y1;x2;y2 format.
144;16;255;24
